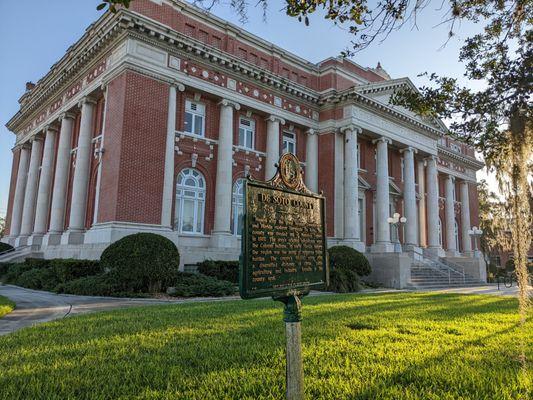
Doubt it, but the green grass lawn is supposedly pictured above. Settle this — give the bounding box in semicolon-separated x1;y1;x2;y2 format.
0;295;14;319
0;293;531;400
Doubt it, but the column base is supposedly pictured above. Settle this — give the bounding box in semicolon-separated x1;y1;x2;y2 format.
28;234;44;246
371;242;395;253
2;236;17;246
15;235;29;247
445;250;460;258
338;239;365;253
424;246;445;258
210;232;238;249
61;230;85;245
42;232;63;246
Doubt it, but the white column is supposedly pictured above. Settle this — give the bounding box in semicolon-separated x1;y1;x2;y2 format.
401;147;418;247
45;113;75;245
161;83;183;228
426;155;441;255
63;97;96;244
305;129;318;192
9;145;30;239
211;99;240;247
417;159;427;248
445;174;457;255
341;125;364;251
372;137;393;253
265;115;284;180
460;181;472;255
31;126;58;244
18;136;44;243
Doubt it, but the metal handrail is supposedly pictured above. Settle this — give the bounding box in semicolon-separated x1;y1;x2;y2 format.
412;259;451;278
0;245;29;258
0;248;15;257
426;255;466;278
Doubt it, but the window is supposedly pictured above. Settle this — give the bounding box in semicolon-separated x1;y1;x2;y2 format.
282;131;296;155
175;168;205;234
238;118;255;149
232;179;245;236
184;100;205;136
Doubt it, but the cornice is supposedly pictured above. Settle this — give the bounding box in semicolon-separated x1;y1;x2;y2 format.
437;144;485;170
320;89;445;138
122;10;321;104
6;13;127;132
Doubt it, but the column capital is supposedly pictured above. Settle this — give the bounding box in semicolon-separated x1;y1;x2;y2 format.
399;146;418;155
218;98;240;110
170;81;185;92
78;96;97;108
446;174;455;182
306;128;318;135
59;111;77;121
372;136;391;145
45;124;59;134
340;124;362;135
425;154;438;162
265;115;285;125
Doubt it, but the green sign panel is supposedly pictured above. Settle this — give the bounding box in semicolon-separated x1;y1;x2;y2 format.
239;153;328;299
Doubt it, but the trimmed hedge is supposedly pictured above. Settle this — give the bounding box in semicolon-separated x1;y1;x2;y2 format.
0;242;14;254
0;262;13;278
101;233;180;293
51;259;103;283
15;268;59;292
57;275;119;297
327;246;371;293
196;260;239;284
168;273;235;297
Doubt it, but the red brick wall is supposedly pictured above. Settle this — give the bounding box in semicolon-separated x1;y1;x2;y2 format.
98;71;168;225
318;133;335;237
4;148;20;235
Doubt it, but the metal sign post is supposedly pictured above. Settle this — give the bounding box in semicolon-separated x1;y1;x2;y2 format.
239;153;328;400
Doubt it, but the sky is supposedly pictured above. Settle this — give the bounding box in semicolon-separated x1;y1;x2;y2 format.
0;0;494;217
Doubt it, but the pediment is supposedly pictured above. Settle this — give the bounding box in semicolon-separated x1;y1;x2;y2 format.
355;78;448;132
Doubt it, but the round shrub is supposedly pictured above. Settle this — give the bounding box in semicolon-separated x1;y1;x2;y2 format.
328;245;371;276
101;233;180;293
0;242;14;254
327;246;371;293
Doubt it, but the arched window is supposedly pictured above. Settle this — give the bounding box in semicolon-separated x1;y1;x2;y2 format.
232;179;245;236
175;168;205;234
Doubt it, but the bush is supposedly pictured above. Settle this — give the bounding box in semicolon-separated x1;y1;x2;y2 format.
3;263;36;284
24;258;52;270
168;273;236;297
0;262;13;278
58;274;119;297
327;246;371;293
196;260;239;283
0;242;14;254
101;233;180;293
14;268;60;291
51;259;103;283
328;245;372;276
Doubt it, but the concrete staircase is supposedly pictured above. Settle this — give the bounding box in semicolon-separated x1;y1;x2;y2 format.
0;246;35;263
408;257;485;289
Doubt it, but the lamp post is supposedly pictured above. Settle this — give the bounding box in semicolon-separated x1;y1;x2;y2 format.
468;226;483;258
387;212;407;253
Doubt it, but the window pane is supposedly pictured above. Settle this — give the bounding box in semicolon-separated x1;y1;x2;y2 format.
237;205;243;235
194;115;203;136
184;112;193;133
197;201;204;233
182;200;195;232
246;131;253;149
239;128;245;147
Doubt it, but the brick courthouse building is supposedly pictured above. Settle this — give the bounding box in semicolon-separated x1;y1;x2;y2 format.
2;0;486;287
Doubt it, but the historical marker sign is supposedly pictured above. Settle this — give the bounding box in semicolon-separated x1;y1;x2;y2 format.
239;153;328;299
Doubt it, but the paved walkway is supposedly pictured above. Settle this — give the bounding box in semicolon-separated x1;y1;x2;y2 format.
0;284;527;336
0;285;240;336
